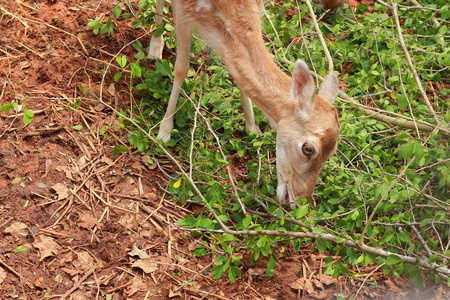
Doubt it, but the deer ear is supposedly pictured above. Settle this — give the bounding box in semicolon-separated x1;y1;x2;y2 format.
291;60;315;111
318;73;339;104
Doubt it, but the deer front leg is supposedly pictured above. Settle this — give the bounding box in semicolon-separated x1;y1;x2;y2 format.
239;91;262;135
147;0;164;61
157;23;193;142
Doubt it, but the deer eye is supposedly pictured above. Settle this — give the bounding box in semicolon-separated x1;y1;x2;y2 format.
301;143;315;157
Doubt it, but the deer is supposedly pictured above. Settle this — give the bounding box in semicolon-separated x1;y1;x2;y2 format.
322;0;345;14
148;0;341;208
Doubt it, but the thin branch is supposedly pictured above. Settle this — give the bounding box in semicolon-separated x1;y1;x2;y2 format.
391;1;442;128
301;0;334;73
189;85;202;179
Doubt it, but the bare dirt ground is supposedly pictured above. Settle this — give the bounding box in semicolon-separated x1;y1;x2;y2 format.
0;0;449;299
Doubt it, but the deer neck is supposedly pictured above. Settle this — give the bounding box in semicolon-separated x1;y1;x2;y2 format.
221;43;293;131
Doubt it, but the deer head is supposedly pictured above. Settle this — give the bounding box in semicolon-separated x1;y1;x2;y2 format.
275;60;340;208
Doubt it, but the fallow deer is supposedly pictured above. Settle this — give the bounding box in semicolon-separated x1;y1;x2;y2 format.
322;0;345;14
148;0;341;208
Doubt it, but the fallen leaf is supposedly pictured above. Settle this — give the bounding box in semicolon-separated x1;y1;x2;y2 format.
33;235;60;261
14;30;26;43
169;288;181;298
291;278;305;290
320;274;337;285
56;166;74;180
55;274;63;283
19;61;31;70
131;258;158;274
312;278;324;290
78;155;88;169
72;290;88;300
4;222;28;237
52;183;69;200
247;267;265;276
139;229;153;239
72;251;95;271
198;285;213;297
119;215;136;230
77;214;97;229
100;156;114;166
188;241;198;252
313;291;329;299
126;276;145;296
304;278;314;294
128;245;150;259
384;278;402;292
107;83;115;96
62;267;80;276
177;256;190;266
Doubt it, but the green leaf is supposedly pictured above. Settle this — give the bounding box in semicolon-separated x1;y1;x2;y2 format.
386;254;402;265
113;144;129;156
350;209;360;220
154;24;164;37
165;139;176;147
228;266;241;283
86;18;102;34
427;255;441;263
23;109;34;125
73;125;83;131
113;5;122;18
433;72;441;82
441;5;450;19
155;61;169;76
100;17;114;35
354;254;365;265
266;256;275;276
165;24;175;32
420;218;432;227
11;177;23;184
399;143;415;159
316;237;327;252
414;143;424;159
438;25;448;35
295;205;309;219
356;4;368;12
243;215;252;227
1;103;15;112
396;95;407;110
211;264;225;279
114;72;122;82
379;233;393;244
14;245;28;253
130;62;142;78
116;55;127;68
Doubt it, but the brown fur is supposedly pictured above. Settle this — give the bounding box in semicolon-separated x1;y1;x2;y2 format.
322;0;345;13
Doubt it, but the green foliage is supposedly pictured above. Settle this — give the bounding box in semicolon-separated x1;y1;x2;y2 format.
1;102;34;125
14;245;28;253
1;103;15;112
83;0;450;286
113;144;129;156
